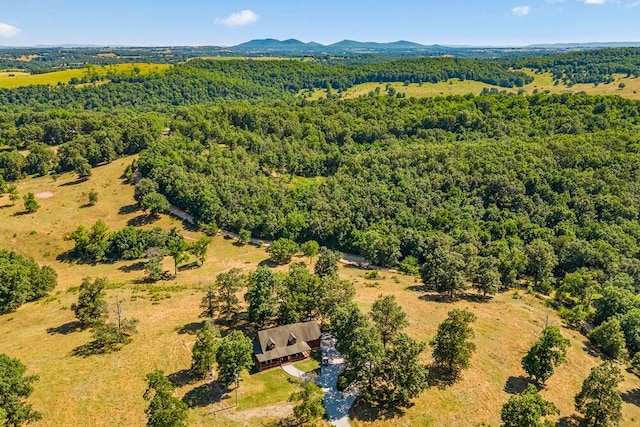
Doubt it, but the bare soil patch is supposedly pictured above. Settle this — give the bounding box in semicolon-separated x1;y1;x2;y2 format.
35;192;54;199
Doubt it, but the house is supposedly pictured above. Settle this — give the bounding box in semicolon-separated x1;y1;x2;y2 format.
253;320;321;371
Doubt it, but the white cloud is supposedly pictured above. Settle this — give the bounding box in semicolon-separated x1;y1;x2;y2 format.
583;0;608;4
217;10;259;27
0;23;20;37
512;5;531;15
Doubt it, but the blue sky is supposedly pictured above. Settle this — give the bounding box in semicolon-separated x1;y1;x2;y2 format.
1;0;639;46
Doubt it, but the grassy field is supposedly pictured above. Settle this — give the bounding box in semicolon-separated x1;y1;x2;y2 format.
0;63;170;88
0;158;639;426
303;71;640;101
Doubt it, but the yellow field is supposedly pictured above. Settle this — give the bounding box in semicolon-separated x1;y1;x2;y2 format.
0;63;170;88
302;71;640;101
0;158;639;426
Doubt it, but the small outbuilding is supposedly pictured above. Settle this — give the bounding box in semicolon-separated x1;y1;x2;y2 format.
253;320;321;371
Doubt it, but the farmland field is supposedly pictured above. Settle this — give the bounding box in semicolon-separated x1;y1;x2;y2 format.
0;63;170;88
303;71;640;101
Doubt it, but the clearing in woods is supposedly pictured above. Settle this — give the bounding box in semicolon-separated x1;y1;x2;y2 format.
0;63;170;88
0;157;639;426
302;70;640;101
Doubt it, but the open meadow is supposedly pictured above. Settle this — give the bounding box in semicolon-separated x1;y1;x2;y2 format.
303;71;640;101
1;157;639;426
0;63;170;88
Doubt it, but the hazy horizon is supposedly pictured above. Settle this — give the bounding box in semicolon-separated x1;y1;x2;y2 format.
1;0;640;47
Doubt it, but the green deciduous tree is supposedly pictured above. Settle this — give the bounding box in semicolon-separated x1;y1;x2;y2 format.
238;229;251;245
575;362;623;427
8;185;19;206
199;285;217;319
0;354;41;427
22;192;39;213
143;370;188;427
289;381;326;426
134;178;158;203
73;157;92;180
314;247;341;278
213;268;245;321
525;239;557;287
331;303;384;399
331;303;427;406
71;277;108;328
474;256;501;297
501;383;559;427
420;234;467;299
588;318;628;360
88;189;98;206
140;192;169;218
301;240;320;264
91;299;138;351
431;309;477;380
166;228;189;277
188;235;212;267
370;294;408;348
375;332;428;406
215;330;253;386
191;322;220;379
267;238;299;264
245;266;281;328
521;326;570;386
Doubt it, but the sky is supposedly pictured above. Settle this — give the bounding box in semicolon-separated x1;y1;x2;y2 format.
1;0;640;47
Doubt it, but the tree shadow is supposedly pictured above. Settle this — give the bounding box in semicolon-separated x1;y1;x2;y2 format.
622;387;640;406
419;293;454;303
556;415;581;427
426;365;457;388
217;311;253;337
118;261;146;272
257;259;279;268
581;340;603;358
118;203;139;215
504;375;530;394
0;203;13;209
59;178;87;187
349;398;408;422
419;291;492;304
46;320;83;335
176;321;204;335
12;211;31;217
167;369;198;388
182;381;227;408
178;262;200;272
127;214;156;226
71;340;122;357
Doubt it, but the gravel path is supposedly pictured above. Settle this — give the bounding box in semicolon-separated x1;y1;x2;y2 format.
318;335;356;427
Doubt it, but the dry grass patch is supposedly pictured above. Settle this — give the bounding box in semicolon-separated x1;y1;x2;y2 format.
339;269;640;427
0;63;170;88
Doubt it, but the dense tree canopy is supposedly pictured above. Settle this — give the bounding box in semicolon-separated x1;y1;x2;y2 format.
0;250;57;313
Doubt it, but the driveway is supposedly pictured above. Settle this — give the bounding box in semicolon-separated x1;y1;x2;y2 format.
317;335;356;427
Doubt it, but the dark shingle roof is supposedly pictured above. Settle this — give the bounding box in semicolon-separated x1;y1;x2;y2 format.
253;321;321;363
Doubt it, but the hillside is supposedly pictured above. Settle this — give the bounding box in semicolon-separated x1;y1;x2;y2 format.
0;159;639;426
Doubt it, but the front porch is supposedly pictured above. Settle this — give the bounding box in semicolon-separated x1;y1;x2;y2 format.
256;351;310;371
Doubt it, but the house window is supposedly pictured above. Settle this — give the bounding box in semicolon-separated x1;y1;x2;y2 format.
287;333;297;345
